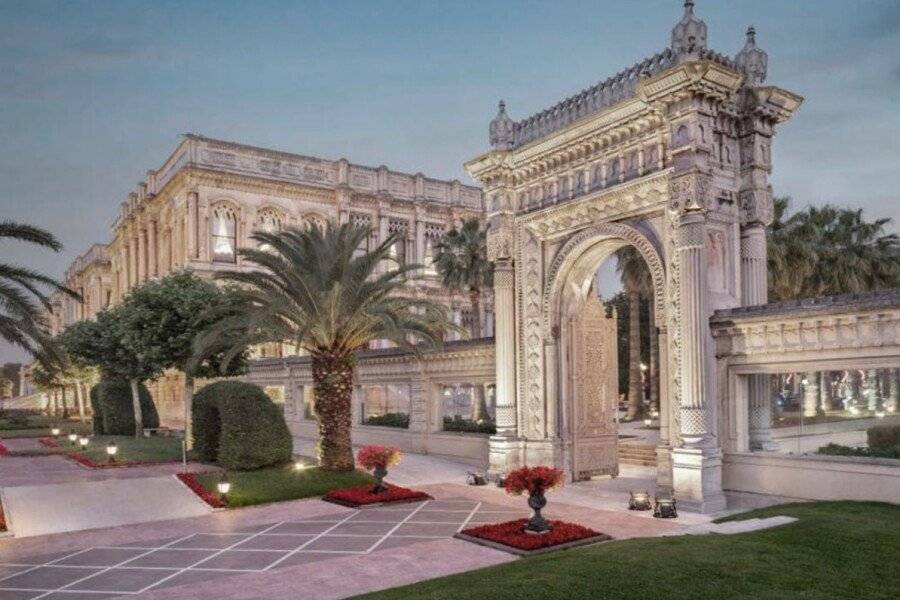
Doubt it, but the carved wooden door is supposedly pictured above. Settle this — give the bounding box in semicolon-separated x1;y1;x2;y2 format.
570;295;619;480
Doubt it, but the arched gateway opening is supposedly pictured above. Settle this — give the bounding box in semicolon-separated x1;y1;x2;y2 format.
546;224;668;482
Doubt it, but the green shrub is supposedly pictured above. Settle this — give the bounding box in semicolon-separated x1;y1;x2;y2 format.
192;381;293;470
867;424;900;450
362;412;409;428
442;415;496;434
89;385;103;435
817;442;900;459
93;379;159;435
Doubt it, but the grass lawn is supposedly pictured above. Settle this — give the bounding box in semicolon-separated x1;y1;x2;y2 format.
74;435;189;464
194;464;374;508
0;419;92;439
356;502;900;600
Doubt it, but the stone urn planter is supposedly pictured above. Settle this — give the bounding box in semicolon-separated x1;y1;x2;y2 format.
503;466;566;534
356;445;401;494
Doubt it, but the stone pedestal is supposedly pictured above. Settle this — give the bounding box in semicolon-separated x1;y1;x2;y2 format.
671;446;727;513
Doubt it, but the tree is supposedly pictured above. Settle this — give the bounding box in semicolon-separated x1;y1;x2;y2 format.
30;348;96;421
0;376;13;398
615;246;654;419
193;222;457;471
116;271;247;448
0;221;78;366
61;305;164;437
433;218;493;338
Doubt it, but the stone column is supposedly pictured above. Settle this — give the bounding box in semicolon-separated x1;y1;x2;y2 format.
671;209;726;512
148;220;158;278
136;228;147;283
741;224;777;450
186;192;199;260
128;233;138;289
865;369;879;411
802;372;819;417
488;259;522;475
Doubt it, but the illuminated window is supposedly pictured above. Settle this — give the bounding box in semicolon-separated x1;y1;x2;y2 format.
211;205;237;263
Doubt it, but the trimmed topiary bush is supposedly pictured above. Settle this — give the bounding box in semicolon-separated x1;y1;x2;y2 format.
867;424;900;450
93;379;159;436
192;381;292;470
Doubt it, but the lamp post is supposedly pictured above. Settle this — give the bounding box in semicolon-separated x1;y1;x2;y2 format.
217;475;231;504
106;441;118;463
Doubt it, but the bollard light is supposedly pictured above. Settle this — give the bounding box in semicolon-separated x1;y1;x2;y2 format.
68;432;79;445
875;411;886;419
293;461;307;472
106;441;118;463
217;475;231;503
51;427;61;437
78;436;89;448
653;496;678;519
628;490;652;511
643;418;653;427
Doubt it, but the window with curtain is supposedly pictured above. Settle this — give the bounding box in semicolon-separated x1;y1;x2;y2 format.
211;205;237;263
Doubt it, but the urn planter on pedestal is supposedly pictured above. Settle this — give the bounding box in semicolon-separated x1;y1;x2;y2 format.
322;445;431;508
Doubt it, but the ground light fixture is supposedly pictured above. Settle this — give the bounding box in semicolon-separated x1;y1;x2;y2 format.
643;417;653;427
78;436;90;449
628;490;652;511
106;441;118;463
50;426;61;437
654;496;677;519
217;475;231;504
293;461;308;472
875;411;886;419
67;432;78;445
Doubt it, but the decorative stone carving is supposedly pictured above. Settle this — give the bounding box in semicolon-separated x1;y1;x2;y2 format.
489;100;515;150
668;173;712;214
516;227;545;439
671;1;707;61
735;26;768;86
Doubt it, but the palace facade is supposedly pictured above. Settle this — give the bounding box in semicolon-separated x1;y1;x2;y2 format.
51;134;488;423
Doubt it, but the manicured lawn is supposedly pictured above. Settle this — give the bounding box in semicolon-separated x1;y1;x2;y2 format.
356;502;900;600
74;435;189;464
194;464;374;508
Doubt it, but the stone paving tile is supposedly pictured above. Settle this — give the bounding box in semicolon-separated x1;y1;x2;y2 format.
108;536;184;549
422;500;478;511
305;535;380;552
66;567;179;592
41;591;124;599
233;534;315;551
346;508;414;522
329;522;396;536
0;566;30;580
0;590;42;599
169;534;250;549
121;549;218;569
394;522;461;537
192;550;287;570
267;522;337;535
371;536;439;552
148;568;233;589
408;510;470;523
0;566;101;590
54;547;147;567
275;552;344;567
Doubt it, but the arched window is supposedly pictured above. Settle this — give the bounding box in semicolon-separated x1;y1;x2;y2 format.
211;204;237;263
256;208;282;252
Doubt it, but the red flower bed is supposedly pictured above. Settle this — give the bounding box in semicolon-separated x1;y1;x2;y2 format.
461;519;605;551
177;472;226;508
0;441;8;456
39;437;60;448
323;483;430;507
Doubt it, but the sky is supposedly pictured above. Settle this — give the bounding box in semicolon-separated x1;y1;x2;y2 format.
1;0;899;363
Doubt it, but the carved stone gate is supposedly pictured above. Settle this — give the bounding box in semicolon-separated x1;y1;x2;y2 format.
465;2;801;512
568;295;619;479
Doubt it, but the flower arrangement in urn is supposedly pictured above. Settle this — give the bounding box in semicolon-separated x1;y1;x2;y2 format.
503;465;566;533
357;445;402;493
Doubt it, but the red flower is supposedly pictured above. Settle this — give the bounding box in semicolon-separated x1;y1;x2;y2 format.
356;446;402;471
39;437;59;448
461;519;603;551
177;472;226;508
503;465;565;496
0;442;8;456
323;483;430;507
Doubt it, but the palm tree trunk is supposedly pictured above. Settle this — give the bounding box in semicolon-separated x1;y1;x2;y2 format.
130;378;144;438
183;375;195;450
626;289;642;420
312;352;355;471
648;296;659;414
469;288;481;338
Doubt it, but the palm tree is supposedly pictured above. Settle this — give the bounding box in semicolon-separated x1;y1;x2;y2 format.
433;218;493;338
614;246;654;419
0;222;78;366
193;222;457;471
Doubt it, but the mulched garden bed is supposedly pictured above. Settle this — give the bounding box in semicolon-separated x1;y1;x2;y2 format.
177;472;226;508
455;519;611;556
322;483;431;508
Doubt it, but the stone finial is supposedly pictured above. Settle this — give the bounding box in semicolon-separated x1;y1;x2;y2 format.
489;100;515;150
671;0;708;61
735;26;768;86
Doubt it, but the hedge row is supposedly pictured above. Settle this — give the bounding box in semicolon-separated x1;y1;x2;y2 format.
192;381;292;470
91;379;159;435
867;424;900;450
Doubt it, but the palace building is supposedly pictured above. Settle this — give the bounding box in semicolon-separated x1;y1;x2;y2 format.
51;134;488;423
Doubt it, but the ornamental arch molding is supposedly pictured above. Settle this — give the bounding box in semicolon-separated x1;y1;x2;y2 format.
542;222;666;337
